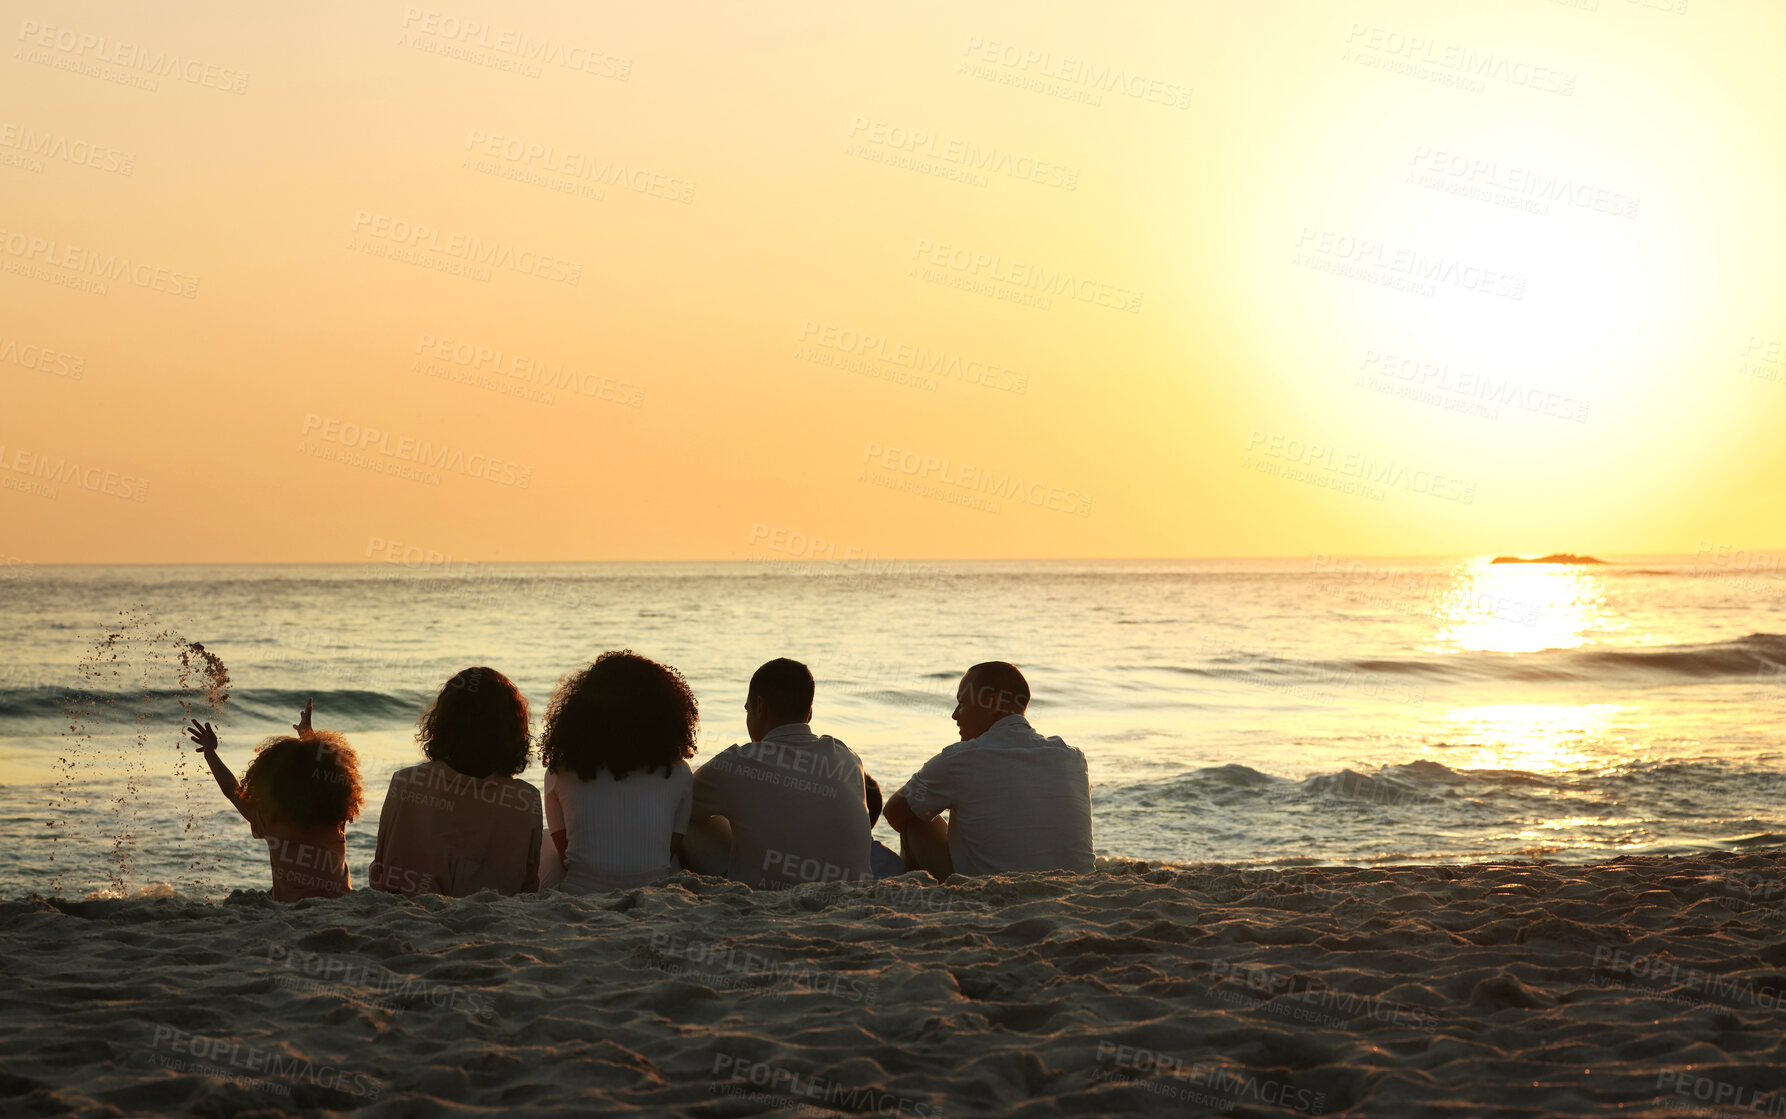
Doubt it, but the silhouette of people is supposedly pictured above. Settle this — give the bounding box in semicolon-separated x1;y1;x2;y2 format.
369;667;543;897
683;658;873;887
537;651;699;894
884;662;1093;880
188;699;363;901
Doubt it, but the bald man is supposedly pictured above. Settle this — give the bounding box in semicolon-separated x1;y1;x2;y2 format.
884;662;1093;879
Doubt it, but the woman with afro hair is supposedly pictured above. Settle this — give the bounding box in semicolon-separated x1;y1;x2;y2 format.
537;650;700;894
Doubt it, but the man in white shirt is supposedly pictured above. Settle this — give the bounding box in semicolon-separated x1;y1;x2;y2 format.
885;661;1094;879
686;658;874;888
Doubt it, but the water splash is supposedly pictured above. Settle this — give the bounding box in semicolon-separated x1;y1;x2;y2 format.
50;608;231;898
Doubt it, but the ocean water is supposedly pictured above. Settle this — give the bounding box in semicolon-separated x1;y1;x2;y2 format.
3;555;1785;898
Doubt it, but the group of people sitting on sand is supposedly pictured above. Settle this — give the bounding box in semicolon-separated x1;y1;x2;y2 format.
186;654;1095;902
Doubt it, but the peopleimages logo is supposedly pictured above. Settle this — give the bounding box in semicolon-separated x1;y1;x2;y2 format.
799;320;1029;394
1342;23;1576;96
959;35;1192;109
16;20;250;93
0;337;84;378
1360;348;1589;422
846;116;1080;190
1245;430;1476;504
0;440;147;501
1294;228;1525;301
862;440;1093;516
1656;1070;1783;1112
1593;946;1786;1011
400;7;631;79
349;212;582;285
911;237;1142;312
299;415;532;488
0;123;135;174
1408;145;1639;219
1093;1043;1325;1114
710;1055;937;1115
415;332;644;407
146;1026;378;1099
0;227;200;298
464;129;695;203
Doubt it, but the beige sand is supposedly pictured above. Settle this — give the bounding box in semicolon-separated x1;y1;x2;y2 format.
3;852;1785;1116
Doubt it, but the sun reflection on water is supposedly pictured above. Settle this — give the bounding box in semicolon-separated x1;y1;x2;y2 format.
1434;558;1614;654
1440;702;1625;775
1422;561;1645;776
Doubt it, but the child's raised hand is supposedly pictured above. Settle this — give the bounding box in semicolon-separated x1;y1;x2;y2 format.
190;719;250;820
187;719;220;752
293;698;314;738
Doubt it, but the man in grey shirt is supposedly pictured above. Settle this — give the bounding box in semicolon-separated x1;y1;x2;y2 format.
685;658;873;888
885;661;1094;879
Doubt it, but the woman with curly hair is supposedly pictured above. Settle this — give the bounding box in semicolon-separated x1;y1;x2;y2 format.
368;666;544;897
186;699;363;902
538;650;700;894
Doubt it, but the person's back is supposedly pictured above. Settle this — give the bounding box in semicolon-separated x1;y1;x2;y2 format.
545;761;692;892
536;650;702;895
261;822;351;901
887;662;1094;878
902;715;1092;875
694;726;872;887
372;759;542;896
686;658;872;888
369;668;544;898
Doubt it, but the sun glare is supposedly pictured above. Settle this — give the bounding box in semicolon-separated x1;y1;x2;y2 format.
1436;559;1612;654
1441;701;1624;774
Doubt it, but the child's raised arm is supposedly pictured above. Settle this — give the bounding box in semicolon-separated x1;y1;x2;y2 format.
187;719;255;826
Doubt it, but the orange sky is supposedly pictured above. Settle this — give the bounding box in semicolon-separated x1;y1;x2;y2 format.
4;0;1783;563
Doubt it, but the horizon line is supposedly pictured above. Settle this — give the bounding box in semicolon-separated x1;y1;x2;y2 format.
7;550;1763;568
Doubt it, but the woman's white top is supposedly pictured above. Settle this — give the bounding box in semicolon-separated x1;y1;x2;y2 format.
542;760;693;894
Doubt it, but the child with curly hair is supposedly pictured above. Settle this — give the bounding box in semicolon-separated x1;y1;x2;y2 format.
187;699;363;901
